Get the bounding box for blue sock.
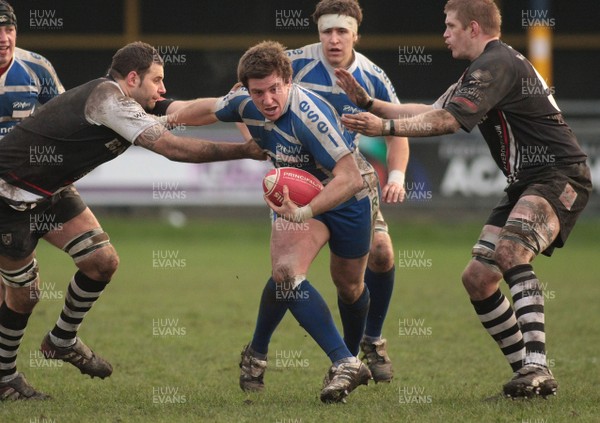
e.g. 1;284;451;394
250;278;289;356
287;280;352;363
364;266;395;338
337;286;370;355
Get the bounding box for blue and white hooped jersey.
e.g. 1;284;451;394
215;83;375;190
286;43;400;142
0;47;64;138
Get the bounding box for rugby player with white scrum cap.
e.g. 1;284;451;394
285;0;407;383
233;0;407;386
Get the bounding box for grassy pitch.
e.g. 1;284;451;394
3;210;599;422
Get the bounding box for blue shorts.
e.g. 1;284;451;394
314;195;376;259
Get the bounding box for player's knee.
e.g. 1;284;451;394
368;233;394;272
0;258;39;289
336;282;364;304
469;235;501;273
80;245;119;281
494;218;548;272
271;265;304;287
63;229;118;281
464;228;503;297
461;261;480;290
461;260;501;300
0;259;41;311
271;265;290;285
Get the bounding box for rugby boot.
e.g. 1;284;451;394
41;332;113;379
239;344;267;392
0;373;50;400
320;359;371;403
360;338;393;383
503;364;558;398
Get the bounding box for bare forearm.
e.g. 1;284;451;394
164;139;253;163
310;175;361;216
166;98;219;126
136;130;261;163
382;109;460;137
371;100;433;119
385;135;409;172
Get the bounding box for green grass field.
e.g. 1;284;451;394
2;210;599;422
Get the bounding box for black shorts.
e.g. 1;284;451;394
0;185;87;260
485;162;592;256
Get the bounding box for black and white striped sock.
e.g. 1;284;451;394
49;271;108;347
0;303;30;382
505;264;546;368
471;289;525;372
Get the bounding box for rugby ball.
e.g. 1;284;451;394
262;167;323;207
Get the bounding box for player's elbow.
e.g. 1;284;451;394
137;132;187;162
441;110;462;134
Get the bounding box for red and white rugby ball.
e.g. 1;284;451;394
262;167;323;207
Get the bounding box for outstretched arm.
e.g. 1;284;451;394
163;98;220;127
334;68;433;118
164;82;246;127
342;108;461;138
134;124;266;163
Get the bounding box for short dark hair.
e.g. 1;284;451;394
312;0;363;26
237;41;292;88
108;41;163;80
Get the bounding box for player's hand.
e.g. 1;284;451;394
381;181;406;203
341;112;383;137
264;185;300;222
243;137;269;161
334;68;371;109
228;81;244;93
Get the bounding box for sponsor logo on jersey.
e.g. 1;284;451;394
12;101;33;110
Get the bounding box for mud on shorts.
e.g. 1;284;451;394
0;185;87;259
485;162;592;256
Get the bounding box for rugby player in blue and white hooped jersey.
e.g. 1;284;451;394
0;1;64;138
285;0;407;382
0;0;64;318
170;40;378;403
231;41;380;404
